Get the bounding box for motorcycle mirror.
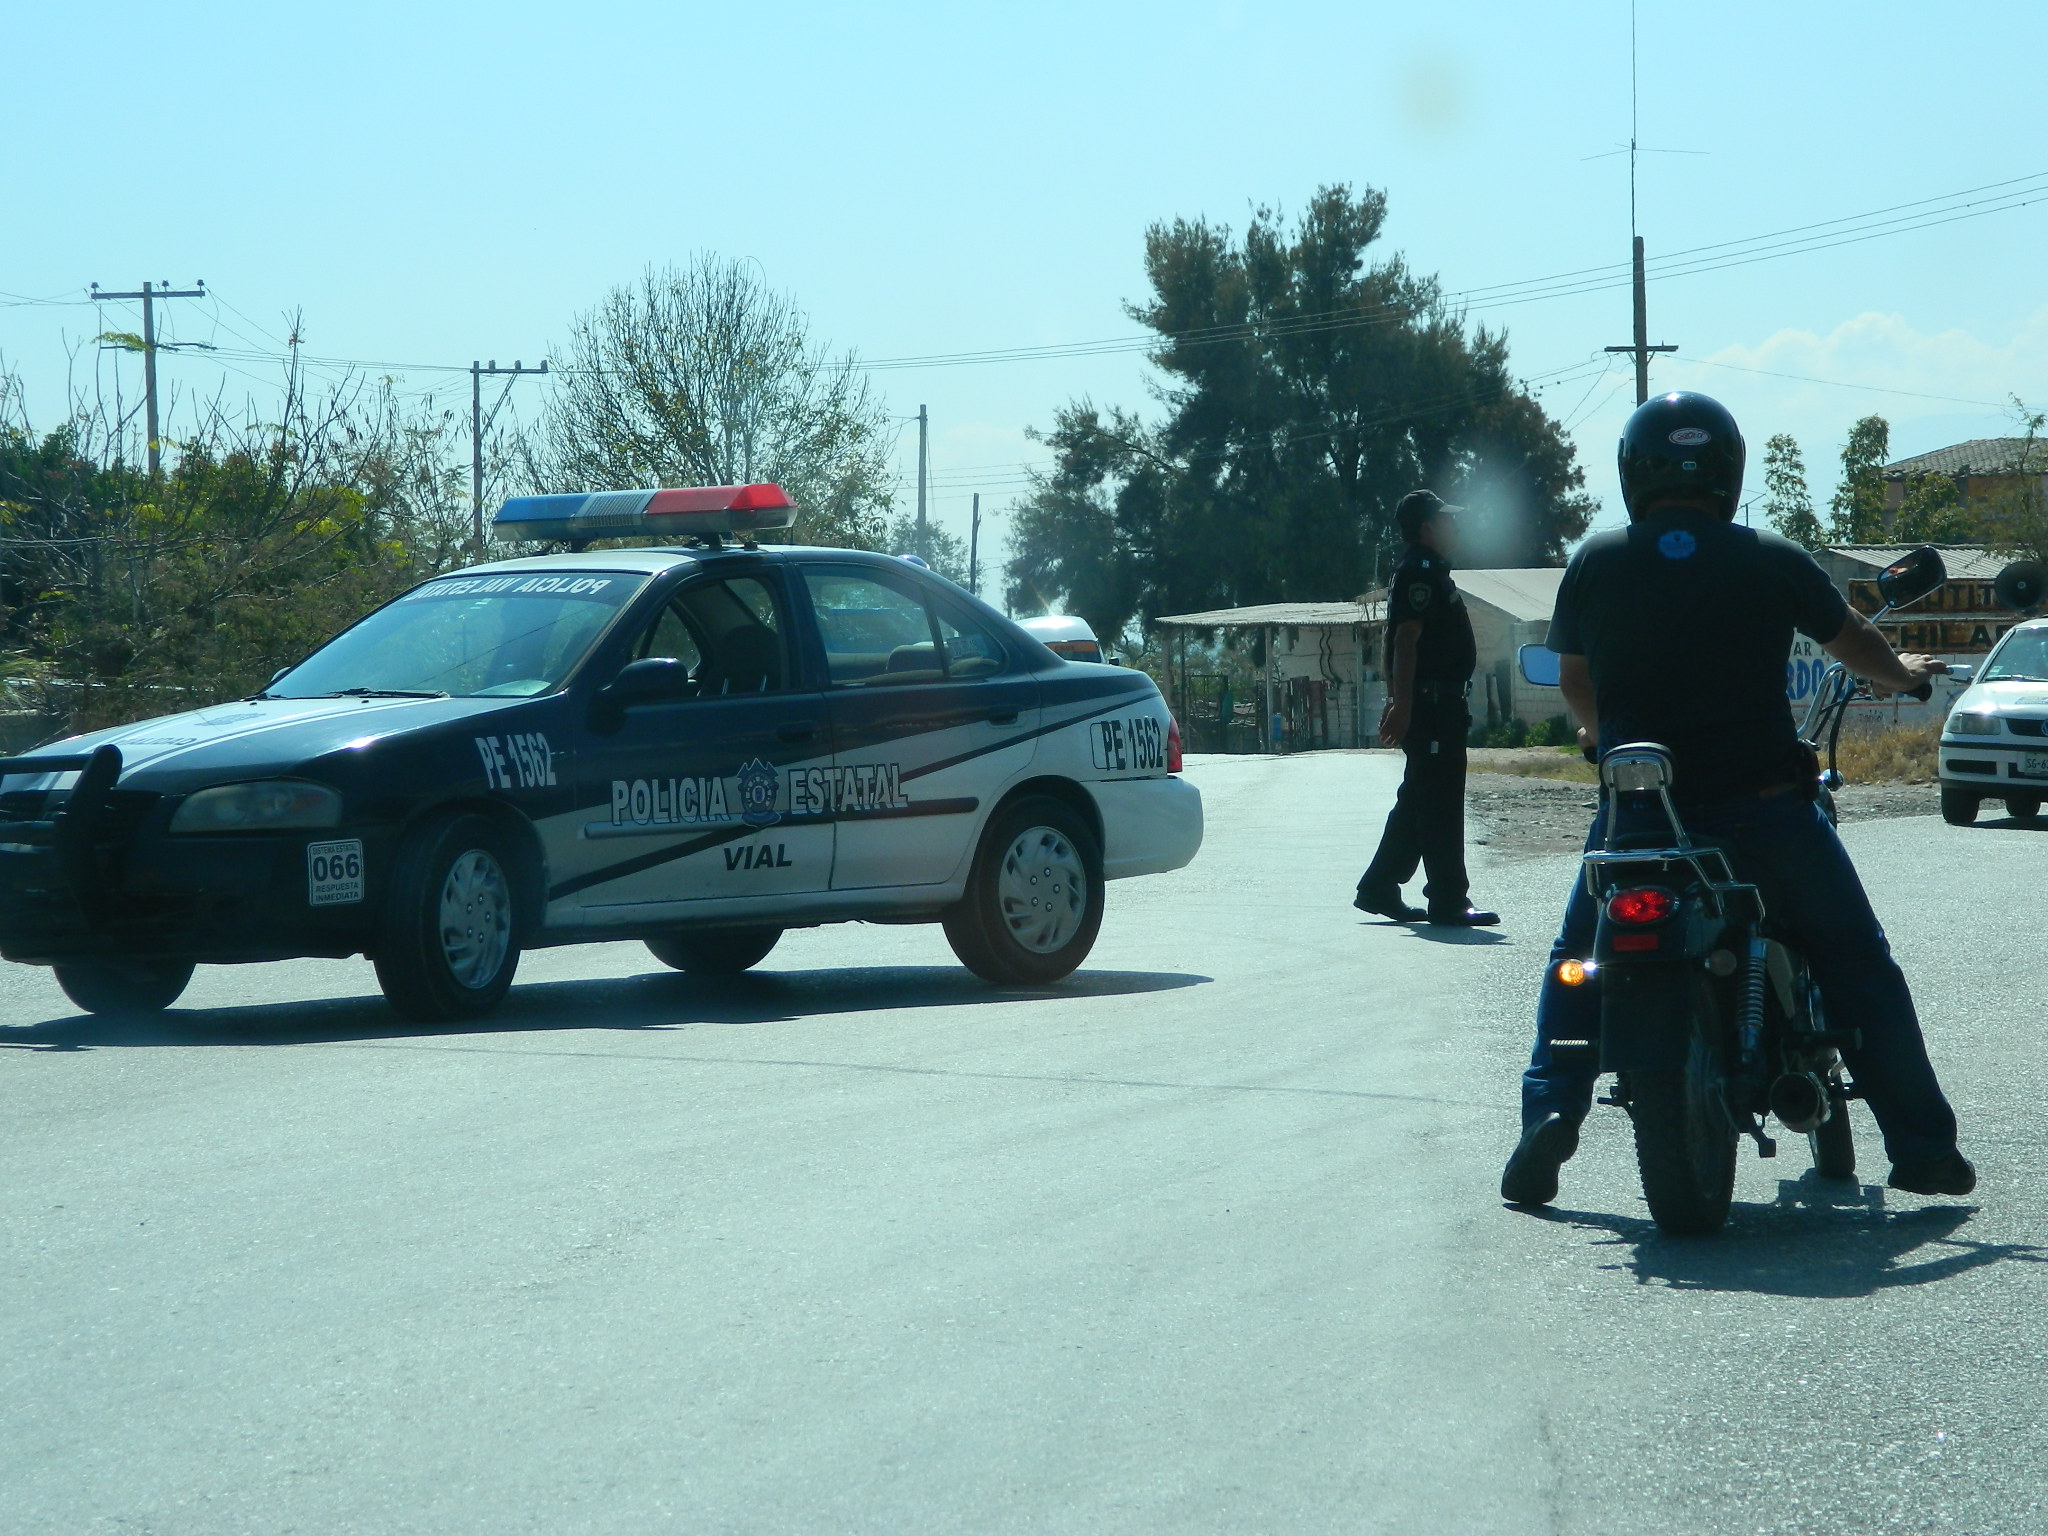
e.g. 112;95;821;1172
1993;559;2045;614
1518;644;1562;688
1945;663;1975;684
1875;546;1946;609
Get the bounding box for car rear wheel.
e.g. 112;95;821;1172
645;926;782;974
1940;787;1980;826
374;814;521;1022
943;795;1104;985
54;958;194;1016
2006;794;2042;821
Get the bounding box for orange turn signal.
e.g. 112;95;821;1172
1557;959;1591;987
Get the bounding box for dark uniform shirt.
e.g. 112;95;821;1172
1548;510;1850;803
1386;548;1476;687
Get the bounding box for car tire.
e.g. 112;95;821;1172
374;814;521;1022
645;926;782;974
2006;794;2042;821
943;794;1104;986
1940;787;1980;826
54;958;194;1016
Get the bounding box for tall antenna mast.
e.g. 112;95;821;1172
1606;0;1674;404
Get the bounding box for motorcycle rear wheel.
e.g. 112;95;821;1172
1626;982;1738;1236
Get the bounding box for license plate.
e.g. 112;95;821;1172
2025;752;2048;779
307;839;365;905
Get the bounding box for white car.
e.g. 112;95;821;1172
1937;615;2048;824
1019;614;1110;665
0;485;1203;1019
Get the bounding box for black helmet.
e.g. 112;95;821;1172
1617;392;1745;519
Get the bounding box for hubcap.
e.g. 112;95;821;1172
995;825;1086;954
438;847;511;988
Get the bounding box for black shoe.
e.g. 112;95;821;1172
1354;888;1426;922
1428;907;1501;927
1887;1151;1977;1197
1501;1114;1580;1206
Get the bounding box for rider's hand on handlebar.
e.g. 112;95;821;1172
1577;726;1597;764
1870;652;1947;701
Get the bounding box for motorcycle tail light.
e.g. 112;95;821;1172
1607;886;1676;925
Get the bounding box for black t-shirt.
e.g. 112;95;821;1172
1385;549;1477;687
1548;512;1849;802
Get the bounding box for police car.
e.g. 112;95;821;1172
1937;613;2048;825
0;485;1201;1020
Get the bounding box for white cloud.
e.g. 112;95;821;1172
1567;305;2048;532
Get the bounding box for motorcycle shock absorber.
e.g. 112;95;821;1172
1737;934;1769;1071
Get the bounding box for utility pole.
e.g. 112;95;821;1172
968;492;981;595
915;404;929;538
1604;235;1676;405
90;280;207;476
471;358;548;551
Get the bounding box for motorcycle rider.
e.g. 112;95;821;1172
1501;392;1974;1205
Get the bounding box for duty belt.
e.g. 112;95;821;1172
1415;680;1472;704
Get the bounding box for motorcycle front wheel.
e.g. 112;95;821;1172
1626;981;1739;1235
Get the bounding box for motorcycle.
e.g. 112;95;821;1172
1517;546;1947;1235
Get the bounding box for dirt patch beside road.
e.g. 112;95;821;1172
1467;773;1939;858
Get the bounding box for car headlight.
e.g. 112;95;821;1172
1945;712;2001;737
170;780;343;833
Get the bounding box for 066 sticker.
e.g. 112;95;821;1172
307;839;365;905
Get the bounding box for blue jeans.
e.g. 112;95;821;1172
1521;791;1960;1168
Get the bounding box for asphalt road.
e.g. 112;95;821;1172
3;753;2042;1535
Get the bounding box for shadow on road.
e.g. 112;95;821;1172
0;965;1212;1051
1529;1177;2045;1297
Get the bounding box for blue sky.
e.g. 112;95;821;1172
7;0;2047;565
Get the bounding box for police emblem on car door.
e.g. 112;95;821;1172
562;569;833;914
798;564;1039;890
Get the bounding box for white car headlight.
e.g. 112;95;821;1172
170;780;343;833
1945;712;2001;737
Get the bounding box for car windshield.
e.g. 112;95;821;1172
270;571;649;699
1982;627;2048;683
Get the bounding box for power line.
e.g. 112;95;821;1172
89;279;207;475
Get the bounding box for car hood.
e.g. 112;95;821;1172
1950;679;2048;718
19;695;526;787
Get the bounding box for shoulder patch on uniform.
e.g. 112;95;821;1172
1406;581;1434;610
1658;529;1698;560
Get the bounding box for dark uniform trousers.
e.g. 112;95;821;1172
1359;692;1470;913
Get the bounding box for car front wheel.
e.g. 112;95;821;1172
54;958;194;1016
646;926;782;974
1940;787;1980;826
2006;794;2042;821
374;814;521;1021
943;795;1104;986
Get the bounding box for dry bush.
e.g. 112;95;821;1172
1832;721;1941;784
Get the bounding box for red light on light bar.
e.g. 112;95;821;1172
1606;887;1676;925
643;483;792;516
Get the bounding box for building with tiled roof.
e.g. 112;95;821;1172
1882;438;2040;481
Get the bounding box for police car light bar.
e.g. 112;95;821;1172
491;483;797;543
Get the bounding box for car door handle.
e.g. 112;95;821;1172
776;722;819;742
987;707;1020;726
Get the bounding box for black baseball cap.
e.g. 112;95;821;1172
1395;489;1460;541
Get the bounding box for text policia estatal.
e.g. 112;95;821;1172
608;763;910;828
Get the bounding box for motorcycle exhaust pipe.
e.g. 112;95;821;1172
1769;1071;1832;1134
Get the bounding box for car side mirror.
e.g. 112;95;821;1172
1876;546;1946;610
602;657;696;703
1517;644;1562;688
1994;559;2045;615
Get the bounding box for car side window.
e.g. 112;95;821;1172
628;575;789;696
935;608;1006;679
801;568;945;686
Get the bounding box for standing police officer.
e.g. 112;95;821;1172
1354;490;1499;927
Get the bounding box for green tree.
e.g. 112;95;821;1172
529;258;892;549
1005;186;1595;636
1892;472;1977;543
1761;433;1823;548
1828;414;1890;544
884;513;970;587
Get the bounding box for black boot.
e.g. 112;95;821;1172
1501;1113;1580;1206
